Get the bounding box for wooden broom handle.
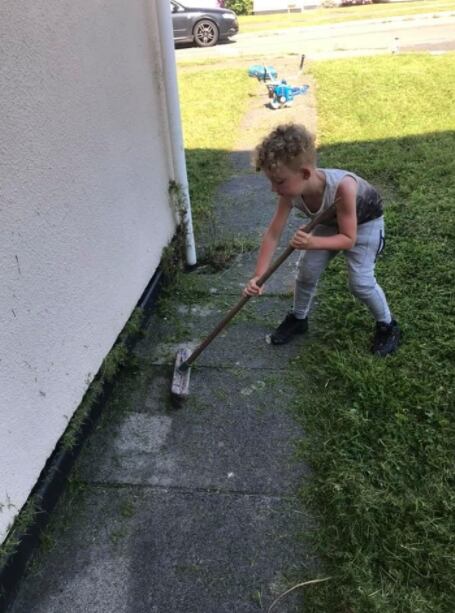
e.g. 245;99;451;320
184;204;337;367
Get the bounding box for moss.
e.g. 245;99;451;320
62;307;144;450
0;496;40;568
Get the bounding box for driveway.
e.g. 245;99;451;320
176;11;455;60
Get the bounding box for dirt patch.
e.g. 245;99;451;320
233;55;318;155
177;55;318;156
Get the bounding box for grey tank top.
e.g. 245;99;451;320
293;168;383;226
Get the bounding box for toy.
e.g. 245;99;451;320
267;81;309;109
247;64;278;82
248;63;310;110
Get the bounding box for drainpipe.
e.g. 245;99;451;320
155;0;197;267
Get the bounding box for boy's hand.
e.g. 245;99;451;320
291;228;314;250
243;276;264;297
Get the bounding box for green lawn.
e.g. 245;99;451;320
178;68;252;228
292;53;455;612
179;52;455;611
177;52;455;611
238;0;455;33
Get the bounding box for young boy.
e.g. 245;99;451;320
243;123;400;356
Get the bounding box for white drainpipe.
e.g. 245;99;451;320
155;0;197;267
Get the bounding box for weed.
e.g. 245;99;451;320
62;307;144;450
109;526;128;545
119;500;135;520
161;181;188;282
198;235;258;272
0;497;40;568
251;588;263;607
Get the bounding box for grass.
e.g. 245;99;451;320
0;498;39;569
238;0;455;33
156;65;254;310
288;53;455;612
178;66;252;229
197;235;258;271
5;48;454;612
61;307;144;450
177;55;455;610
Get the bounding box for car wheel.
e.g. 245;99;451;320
193;20;219;47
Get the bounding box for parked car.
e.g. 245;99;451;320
171;1;238;48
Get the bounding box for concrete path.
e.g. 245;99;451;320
8;75;318;612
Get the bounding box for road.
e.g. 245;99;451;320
175;11;455;61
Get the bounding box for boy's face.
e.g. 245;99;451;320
265;164;310;198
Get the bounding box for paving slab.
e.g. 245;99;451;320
194;247;300;296
201;177;308;252
195;172;272;251
133;297;311;369
76;367;308;495
7;61;319;613
9;486;312;613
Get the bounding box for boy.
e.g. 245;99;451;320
243;123;400;356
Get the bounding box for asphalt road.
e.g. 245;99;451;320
175;11;455;60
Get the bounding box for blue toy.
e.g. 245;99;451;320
248;63;310;110
247;64;278;82
267;81;309;109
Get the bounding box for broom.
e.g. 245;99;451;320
171;203;336;400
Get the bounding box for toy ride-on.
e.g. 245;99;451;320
267;81;309;109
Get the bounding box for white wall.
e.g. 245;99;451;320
0;0;176;542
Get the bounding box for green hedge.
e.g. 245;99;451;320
225;0;253;15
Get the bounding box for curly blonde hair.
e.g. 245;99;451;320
253;123;316;172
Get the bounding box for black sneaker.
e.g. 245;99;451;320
270;312;308;345
371;319;400;356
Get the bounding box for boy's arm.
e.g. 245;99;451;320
292;177;357;251
244;197;292;296
254;197;292;276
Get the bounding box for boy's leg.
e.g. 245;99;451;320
345;217;399;355
293;243;337;318
271;226;337;345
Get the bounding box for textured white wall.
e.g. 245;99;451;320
0;0;176;541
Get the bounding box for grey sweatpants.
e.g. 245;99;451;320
293;216;391;323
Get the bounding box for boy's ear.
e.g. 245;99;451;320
300;167;311;180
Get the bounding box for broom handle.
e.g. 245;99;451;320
184;204;336;367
